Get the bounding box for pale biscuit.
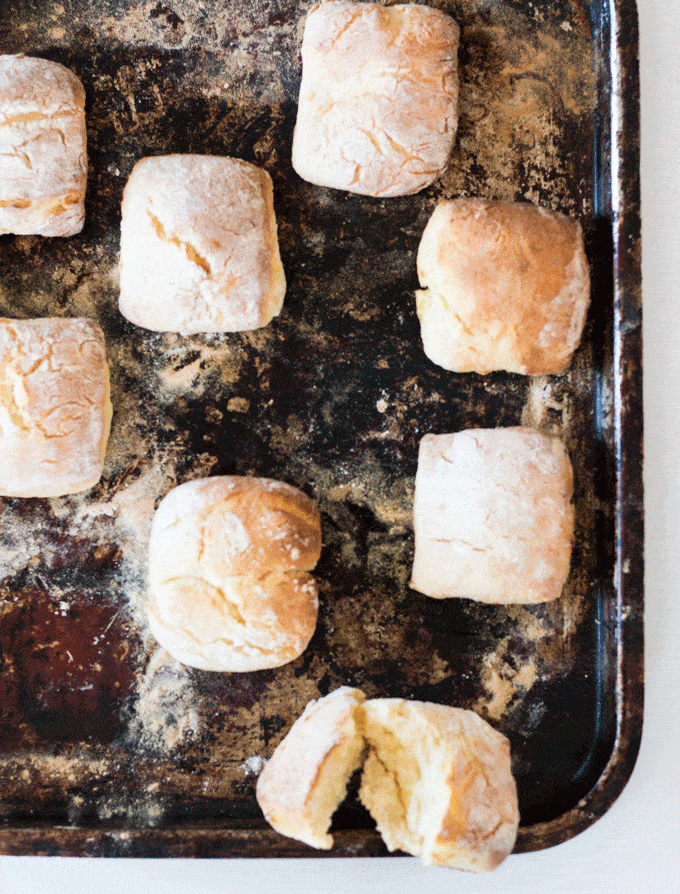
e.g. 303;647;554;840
256;687;366;849
416;199;590;375
410;428;574;604
0;318;111;497
147;476;321;672
359;698;519;871
0;54;87;237
119;155;286;334
292;2;459;197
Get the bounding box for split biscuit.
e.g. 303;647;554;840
416;199;590;375
0;318;111;497
0;54;87;237
292;2;459;197
147;476;322;672
256;688;519;871
119;155;286;334
410;427;574;604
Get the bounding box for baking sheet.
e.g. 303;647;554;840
0;0;642;856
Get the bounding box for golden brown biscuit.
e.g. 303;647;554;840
256;687;366;849
410;428;574;604
292;2;459;197
0;318;111;497
147;476;322;672
119;155;286;334
359;698;519;871
0;54;87;237
416;199;590;375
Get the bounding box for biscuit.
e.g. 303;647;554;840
0;54;87;237
292;2;459;197
359;698;519;871
256;687;366;849
119;155;286;334
0;318;111;497
147;476;322;672
416;199;590;375
410;428;574;604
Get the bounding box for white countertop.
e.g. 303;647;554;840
2;1;678;891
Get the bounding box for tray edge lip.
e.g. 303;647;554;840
514;0;644;854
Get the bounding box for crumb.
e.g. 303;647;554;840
241;755;267;776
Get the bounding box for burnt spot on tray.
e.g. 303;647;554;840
0;589;138;744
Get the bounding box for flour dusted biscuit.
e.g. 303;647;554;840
119;155;286;334
416;199;590;375
292;2;459;197
0;318;111;497
0;55;87;237
359;699;519;871
147;476;321;672
410;428;574;604
256;687;366;849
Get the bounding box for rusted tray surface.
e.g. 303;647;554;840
0;0;642;857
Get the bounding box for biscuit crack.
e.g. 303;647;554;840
160;575;250;628
147;210;212;276
377;129;425;167
0;382;30;431
0;146;33;170
328;9;365;46
0;198;31;209
431;538;488;553
0;110;78;127
0;192;81;217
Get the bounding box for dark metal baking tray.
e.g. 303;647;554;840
0;0;641;857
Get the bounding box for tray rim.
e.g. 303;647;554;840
0;0;643;858
516;0;644;853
